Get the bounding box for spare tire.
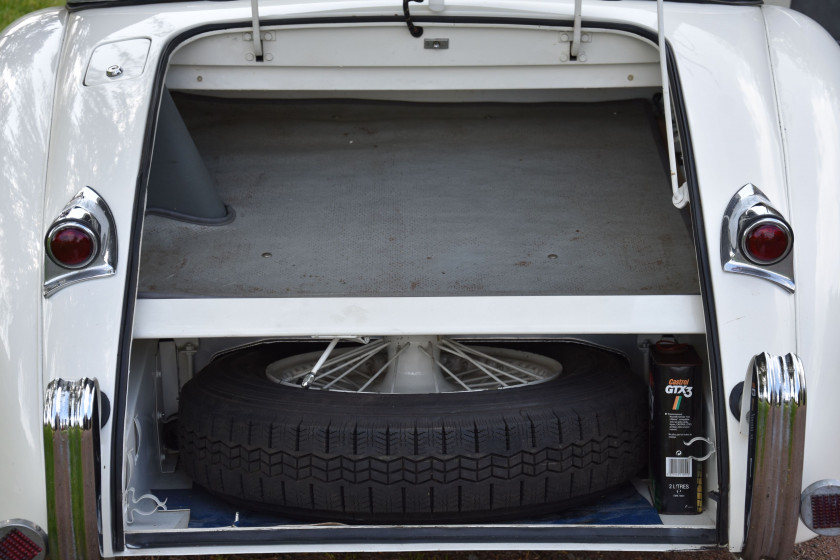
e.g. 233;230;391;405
177;341;648;523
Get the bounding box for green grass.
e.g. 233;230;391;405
1;0;65;32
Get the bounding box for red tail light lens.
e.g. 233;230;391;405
47;224;97;268
0;529;43;560
743;220;791;265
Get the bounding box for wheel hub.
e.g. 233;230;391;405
265;336;562;393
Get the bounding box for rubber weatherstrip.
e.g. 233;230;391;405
666;45;730;547
126;526;719;549
112;14;730;551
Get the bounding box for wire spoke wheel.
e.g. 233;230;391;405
265;336;561;393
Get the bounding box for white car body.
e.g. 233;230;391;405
1;0;839;558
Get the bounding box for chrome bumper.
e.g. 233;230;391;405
43;378;102;560
742;353;806;560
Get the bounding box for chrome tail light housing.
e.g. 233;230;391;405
721;184;795;292
43;187;117;297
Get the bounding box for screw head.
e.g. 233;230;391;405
105;65;123;78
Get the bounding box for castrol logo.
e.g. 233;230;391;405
665;379;693;398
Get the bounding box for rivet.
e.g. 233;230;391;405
196;75;203;82
264;53;274;62
560;33;569;42
548;254;559;260
105;65;123;78
578;53;587;62
245;52;255;61
262;252;272;258
264;32;274;41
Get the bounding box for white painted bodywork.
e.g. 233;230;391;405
1;0;839;556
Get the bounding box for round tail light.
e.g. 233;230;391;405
47;223;98;269
742;219;792;265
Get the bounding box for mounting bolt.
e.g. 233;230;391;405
105;65;123;78
560;33;569;42
582;33;592;43
264;32;274;41
264;53;274;62
245;52;255;61
578;53;587;62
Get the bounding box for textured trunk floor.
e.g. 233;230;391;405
139;98;699;298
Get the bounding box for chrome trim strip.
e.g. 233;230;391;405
44;187;117;298
720;184;795;292
742;353;806;560
43;379;102;560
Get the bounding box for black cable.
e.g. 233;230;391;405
403;0;424;37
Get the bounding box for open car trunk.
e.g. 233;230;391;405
122;19;722;552
139;96;698;298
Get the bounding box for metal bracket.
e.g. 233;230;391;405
682;436;716;462
571;0;583;59
250;0;263;59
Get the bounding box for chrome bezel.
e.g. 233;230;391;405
739;216;793;266
800;479;840;536
720;184;795;292
46;222;100;270
43;187;117;298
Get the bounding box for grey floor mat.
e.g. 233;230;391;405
139;98;699;298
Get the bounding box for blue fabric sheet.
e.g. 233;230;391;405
154;483;662;529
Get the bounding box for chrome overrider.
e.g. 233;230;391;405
43;379;102;560
741;353;806;560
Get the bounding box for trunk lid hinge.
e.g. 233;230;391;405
570;0;583;59
251;0;264;60
657;0;689;209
